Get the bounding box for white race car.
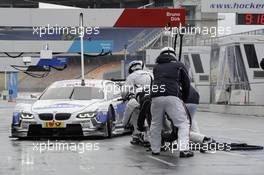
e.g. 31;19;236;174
11;79;130;138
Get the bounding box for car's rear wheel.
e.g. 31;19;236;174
106;106;114;138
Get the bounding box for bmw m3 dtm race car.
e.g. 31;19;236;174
11;79;130;138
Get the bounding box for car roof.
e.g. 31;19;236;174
49;79;113;88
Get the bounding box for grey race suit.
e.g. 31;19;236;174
150;54;191;153
156;89;206;144
122;69;153;136
151;96;190;151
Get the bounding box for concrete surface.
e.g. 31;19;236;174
198;104;264;117
0;100;264;175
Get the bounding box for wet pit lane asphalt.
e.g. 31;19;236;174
0;100;264;175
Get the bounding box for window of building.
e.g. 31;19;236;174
244;44;259;68
184;6;196;20
200;75;209;81
155;0;173;7
254;71;264;79
182;5;196;29
191;54;204;73
183;55;194;82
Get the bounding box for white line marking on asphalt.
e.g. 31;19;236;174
147;155;176;167
127;146;177;167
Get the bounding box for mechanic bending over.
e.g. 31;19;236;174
136;80;214;149
150;47;193;158
122;60;153;145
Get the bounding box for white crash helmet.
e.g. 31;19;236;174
160;47;176;56
128;60;143;74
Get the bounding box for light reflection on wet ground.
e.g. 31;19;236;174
0;101;264;175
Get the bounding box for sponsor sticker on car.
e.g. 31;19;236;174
42;122;66;128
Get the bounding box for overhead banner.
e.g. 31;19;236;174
0;8;185;27
114;9;185;27
68;40;113;53
201;0;264;13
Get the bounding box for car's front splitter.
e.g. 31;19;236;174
11;123;107;138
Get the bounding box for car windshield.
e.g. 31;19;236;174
40;86;104;100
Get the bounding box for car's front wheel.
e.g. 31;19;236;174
106;106;114;138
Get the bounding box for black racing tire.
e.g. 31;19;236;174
161;114;178;142
137;99;152;132
11;125;20;139
106;106;114;138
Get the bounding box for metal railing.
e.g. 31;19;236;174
183;28;264;46
127;28;164;54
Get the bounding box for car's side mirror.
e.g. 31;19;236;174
260;58;264;70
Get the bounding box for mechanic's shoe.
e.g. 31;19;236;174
200;137;217;153
130;140;138;145
130;134;140;145
203;137;216;143
152;152;160;156
143;141;151;148
180;150;194;158
146;147;152;152
161;144;170;152
130;138;140;145
130;133;144;145
138;133;145;143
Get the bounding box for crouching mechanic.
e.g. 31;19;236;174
150;47;194;158
122;60;153;145
185;85;215;149
185;85;200;133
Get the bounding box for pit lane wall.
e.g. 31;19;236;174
198;104;264;117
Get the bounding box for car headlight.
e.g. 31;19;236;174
20;112;34;119
77;112;97;119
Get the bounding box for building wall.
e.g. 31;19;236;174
0;0;38;8
174;0;218;37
